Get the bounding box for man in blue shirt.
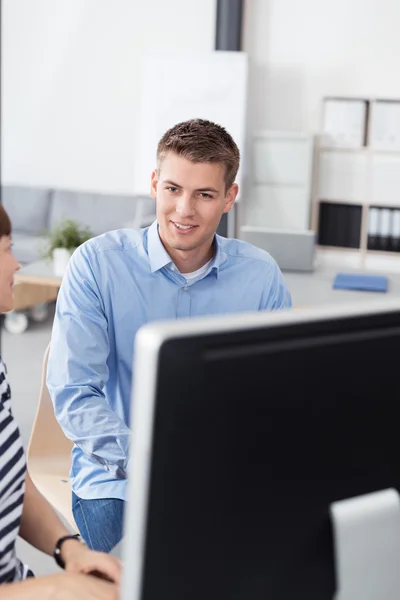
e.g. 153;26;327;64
47;119;292;552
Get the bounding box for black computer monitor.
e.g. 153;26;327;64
122;300;400;600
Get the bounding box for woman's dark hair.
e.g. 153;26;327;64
0;204;11;238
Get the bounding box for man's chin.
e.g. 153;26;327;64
167;232;201;253
170;242;197;252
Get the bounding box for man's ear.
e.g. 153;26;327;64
150;169;158;198
223;183;239;213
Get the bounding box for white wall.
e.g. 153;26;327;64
2;0;216;193
243;0;400;133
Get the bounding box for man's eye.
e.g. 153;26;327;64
167;186;178;193
200;193;212;199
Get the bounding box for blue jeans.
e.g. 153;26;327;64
72;492;125;553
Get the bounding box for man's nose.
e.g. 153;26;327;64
175;194;195;217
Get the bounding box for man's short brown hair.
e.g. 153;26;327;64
0;204;11;238
157;119;240;189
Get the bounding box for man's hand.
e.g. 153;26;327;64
61;539;122;584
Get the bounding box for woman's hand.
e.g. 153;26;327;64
61;539;122;584
55;573;119;600
0;572;118;600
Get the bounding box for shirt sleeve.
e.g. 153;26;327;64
46;242;131;479
261;260;293;310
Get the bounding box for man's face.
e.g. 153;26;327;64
0;235;20;313
150;152;238;254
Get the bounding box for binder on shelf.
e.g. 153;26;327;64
367;207;380;250
391;209;400;252
370;100;400;151
346;204;363;248
316;96;400;256
321;98;368;148
318;202;362;249
378;208;391;251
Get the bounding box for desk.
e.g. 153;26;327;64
283;261;400;308
6;259;62;333
13;259;62;311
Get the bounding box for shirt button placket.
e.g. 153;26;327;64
177;284;191;317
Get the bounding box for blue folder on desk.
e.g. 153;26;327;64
333;273;388;293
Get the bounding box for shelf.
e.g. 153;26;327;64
254;181;309;188
319;146;368;153
315;244;400;258
366;248;400;256
315;199;400;211
315;197;365;206
370;148;400;155
316;245;400;258
253;130;311;141
319;145;400;155
316;245;362;253
366;202;400;209
313;97;400;262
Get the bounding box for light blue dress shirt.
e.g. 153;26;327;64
47;221;292;501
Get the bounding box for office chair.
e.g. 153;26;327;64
26;343;78;532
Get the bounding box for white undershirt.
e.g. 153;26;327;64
182;258;213;282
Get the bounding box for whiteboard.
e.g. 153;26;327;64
133;51;248;200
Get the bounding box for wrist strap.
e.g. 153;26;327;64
53;533;83;569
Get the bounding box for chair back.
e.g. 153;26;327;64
27;343;77;531
27;343;73;460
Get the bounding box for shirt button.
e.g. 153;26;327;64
184;286;188;291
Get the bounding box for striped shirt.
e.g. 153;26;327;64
0;356;28;584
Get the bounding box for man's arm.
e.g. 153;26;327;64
261;260;292;310
47;242;131;479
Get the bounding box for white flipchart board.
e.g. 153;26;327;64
133;51;248;200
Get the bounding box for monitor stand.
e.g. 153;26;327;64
330;488;400;600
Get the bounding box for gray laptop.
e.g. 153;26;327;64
240;226;316;272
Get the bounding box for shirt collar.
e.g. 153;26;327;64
147;220;228;277
148;220;173;273
209;235;228;279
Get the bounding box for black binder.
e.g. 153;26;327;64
318;201;362;249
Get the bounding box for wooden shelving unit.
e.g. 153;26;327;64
311;97;400;264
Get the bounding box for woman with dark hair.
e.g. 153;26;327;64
0;204;120;599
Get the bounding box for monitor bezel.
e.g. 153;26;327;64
121;297;400;600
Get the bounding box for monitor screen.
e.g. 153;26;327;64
122;300;400;600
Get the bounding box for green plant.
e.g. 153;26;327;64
42;219;93;259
